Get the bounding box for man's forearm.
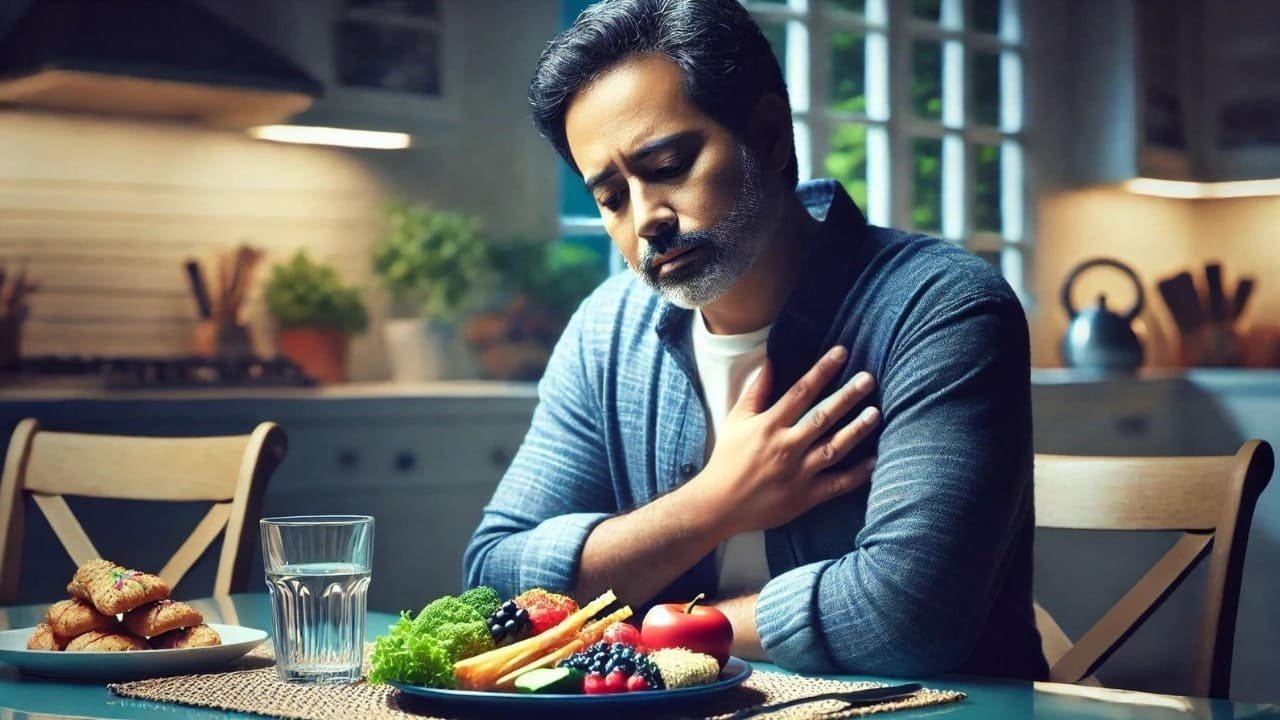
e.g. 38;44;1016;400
574;481;727;604
714;593;766;661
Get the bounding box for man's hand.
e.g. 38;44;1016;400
575;346;878;604
693;345;880;535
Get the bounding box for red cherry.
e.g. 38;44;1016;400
602;622;643;648
605;670;628;693
583;673;607;694
626;674;651;692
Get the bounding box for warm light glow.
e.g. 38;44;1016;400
1034;682;1197;712
247;125;411;150
1125;177;1280;199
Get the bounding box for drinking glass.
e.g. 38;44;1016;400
261;515;373;683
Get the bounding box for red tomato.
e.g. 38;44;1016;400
602;622;642;648
604;670;628;693
583;673;607;694
640;593;733;668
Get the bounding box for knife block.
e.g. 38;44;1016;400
192;319;252;358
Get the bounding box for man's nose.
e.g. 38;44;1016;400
632;185;677;246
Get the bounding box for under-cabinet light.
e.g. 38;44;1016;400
248;125;411;150
1125;177;1280;199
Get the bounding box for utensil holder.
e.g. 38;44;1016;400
193;320;252;358
0;310;22;370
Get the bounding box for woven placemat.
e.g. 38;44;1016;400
109;645;965;720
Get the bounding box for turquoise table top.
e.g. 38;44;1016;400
1;594;1276;719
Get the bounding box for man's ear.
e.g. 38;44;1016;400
747;94;793;175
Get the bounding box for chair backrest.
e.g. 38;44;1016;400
1033;439;1273;699
0;418;288;604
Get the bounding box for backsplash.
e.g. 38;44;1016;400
1032;187;1280;367
0;110;389;375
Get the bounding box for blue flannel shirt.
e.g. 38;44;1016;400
464;180;1048;680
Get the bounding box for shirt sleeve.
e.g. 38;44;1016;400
461;303;616;598
755;289;1035;676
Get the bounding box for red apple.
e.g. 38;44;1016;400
640;593;733;668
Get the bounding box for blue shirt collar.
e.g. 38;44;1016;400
656;179;867;383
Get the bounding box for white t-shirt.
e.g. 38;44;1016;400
690;310;772;597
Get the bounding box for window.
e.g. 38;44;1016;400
747;0;1028;297
556;0;1028;296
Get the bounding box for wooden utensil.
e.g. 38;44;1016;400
1205;263;1227;323
183;260;213;320
1233;278;1256;320
1158;272;1204;332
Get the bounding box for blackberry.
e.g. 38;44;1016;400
635;655;665;690
485;600;533;645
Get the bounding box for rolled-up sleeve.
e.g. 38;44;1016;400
757;290;1034;676
462;304;616;597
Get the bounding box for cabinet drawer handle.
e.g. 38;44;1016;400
491;448;511;468
395;451;416;472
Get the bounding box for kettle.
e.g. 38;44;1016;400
1060;258;1145;371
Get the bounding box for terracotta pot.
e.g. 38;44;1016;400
279;327;350;383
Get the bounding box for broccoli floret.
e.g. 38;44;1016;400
434;619;495;662
457;586;501;619
412;596;483;635
368;613;454;687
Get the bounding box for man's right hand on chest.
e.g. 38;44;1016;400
689;345;880;536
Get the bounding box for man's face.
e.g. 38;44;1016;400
564;55;776;309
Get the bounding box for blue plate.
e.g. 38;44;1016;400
389;656;752;710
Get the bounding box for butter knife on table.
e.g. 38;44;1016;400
723;682;923;719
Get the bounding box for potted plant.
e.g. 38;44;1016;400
265;250;368;383
465;240;603;380
372;200;487;381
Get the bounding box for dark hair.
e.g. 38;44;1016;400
529;0;797;187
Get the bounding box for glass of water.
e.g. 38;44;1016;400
261;515;373;683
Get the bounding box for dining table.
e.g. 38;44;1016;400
0;593;1276;720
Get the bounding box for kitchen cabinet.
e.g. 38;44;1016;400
1031;369;1280;703
0;386;538;613
1067;0;1280;186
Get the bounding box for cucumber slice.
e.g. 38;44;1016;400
513;667;585;694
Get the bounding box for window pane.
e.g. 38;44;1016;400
829;0;864;13
912;138;943;232
974;143;1002;233
971;0;1000;34
972;50;1000;127
560;165;599;217
829;30;866;114
912;40;942;120
912;0;942;22
974;249;1001;268
826;123;869;210
759;21;787;77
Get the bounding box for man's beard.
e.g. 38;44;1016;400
635;147;772;309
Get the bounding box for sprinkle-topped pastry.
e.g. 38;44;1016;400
124;599;204;638
82;564;169;615
26;623;66;651
65;630;148;652
45;598;118;638
149;624;222;649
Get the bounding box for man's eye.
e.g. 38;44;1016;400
598;191;624;211
654;161;687;179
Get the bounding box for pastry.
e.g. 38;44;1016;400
149;624;222;649
123;599;203;638
26;623;66;651
65;630;148;652
67;558;114;600
45;598;118;637
84;565;170;615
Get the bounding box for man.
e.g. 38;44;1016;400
464;0;1047;679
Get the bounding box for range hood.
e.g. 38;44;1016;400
0;0;323;129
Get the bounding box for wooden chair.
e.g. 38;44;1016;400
1033;439;1273;699
0;419;288;604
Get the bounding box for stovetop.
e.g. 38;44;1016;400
2;355;316;390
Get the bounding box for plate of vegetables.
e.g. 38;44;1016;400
369;587;751;709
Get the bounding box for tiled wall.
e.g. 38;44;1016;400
0;110;389;374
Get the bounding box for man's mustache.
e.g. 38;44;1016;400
641;228;715;269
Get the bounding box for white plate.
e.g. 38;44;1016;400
0;623;268;681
